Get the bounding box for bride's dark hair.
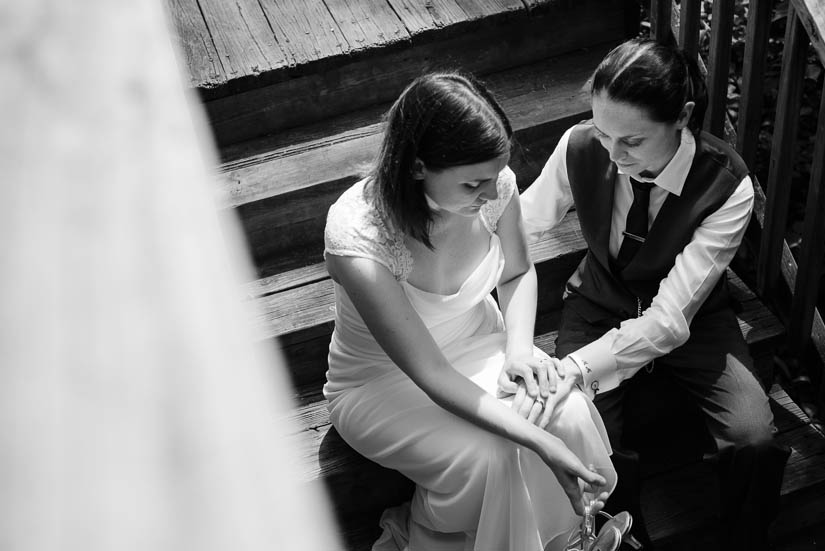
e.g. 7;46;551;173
368;72;512;249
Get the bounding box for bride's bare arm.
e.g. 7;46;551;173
326;253;604;514
493;189;563;415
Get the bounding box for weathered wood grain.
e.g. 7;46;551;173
220;122;381;208
792;0;825;65
165;0;225;87
253;212;583;341
219;46;609;275
385;0;468;33
260;249;782;412
218;45;605;209
454;0;524;19
259;0;349;65
204;0;628;144
323;0;410;51
245;263;329;299
256;279;337;340
520;0;562;9
197;0;286;78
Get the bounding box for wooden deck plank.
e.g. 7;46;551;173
323;0;410;51
252;212;583;340
385;0;469;34
646;423;825;545
259;0;350;65
243;193;586;301
245;263;329;299
269;262;784;410
521;0;560;8
165;0;226;87
291;384;825;547
205;2;627;145
220;122;382;209
217;45;604;209
255;279;338;340
197;0;286;78
290;380;822;494
454;0;524;19
255;229;781;361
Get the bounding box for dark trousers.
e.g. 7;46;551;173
556;299;790;551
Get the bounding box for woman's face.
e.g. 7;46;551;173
591;91;691;178
419;154;509;217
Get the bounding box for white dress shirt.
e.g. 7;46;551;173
520;127;755;397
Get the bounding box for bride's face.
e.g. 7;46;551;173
418;154;509;217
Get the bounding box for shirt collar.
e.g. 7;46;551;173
619;128;695;196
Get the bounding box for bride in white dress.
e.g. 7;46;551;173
323;72;617;551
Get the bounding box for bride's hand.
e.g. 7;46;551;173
537;438;608;516
497;354;556;399
509;381;546;424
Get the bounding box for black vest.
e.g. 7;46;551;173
564;122;749;323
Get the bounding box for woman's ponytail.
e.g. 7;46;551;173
679;49;708;134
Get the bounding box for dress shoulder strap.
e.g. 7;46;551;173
480;166;517;233
324;179;413;281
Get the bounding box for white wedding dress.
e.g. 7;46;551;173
323;170;616;551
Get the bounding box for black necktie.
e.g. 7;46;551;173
614;177;655;272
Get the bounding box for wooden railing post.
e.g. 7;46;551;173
705;0;736;137
678;0;701;60
757;5;810;297
736;0;774;167
651;0;674;44
789;85;825;358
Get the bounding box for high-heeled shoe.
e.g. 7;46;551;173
595;511;643;550
564;510;644;551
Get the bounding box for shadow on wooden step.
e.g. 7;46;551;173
320;426;415;522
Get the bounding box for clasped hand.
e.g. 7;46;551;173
497;355;577;429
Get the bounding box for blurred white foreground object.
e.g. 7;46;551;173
0;1;340;549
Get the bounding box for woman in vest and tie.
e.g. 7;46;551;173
521;38;789;551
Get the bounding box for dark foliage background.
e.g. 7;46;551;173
640;1;822;254
641;1;825;416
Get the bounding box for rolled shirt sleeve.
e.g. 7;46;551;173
520;128;576;242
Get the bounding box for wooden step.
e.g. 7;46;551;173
300;384;825;551
251;211;586;390
284;290;799;549
288;278;786;486
168;0;636;146
219;45;613;278
265;232;789;542
249;206;784;397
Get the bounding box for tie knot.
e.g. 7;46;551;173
629;177;655;194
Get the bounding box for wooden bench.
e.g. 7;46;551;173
168;0;636;147
218;45;615;280
248;223;825;549
270;263;825;550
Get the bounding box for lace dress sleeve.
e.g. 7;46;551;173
324;180;413;281
480;166;517;233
